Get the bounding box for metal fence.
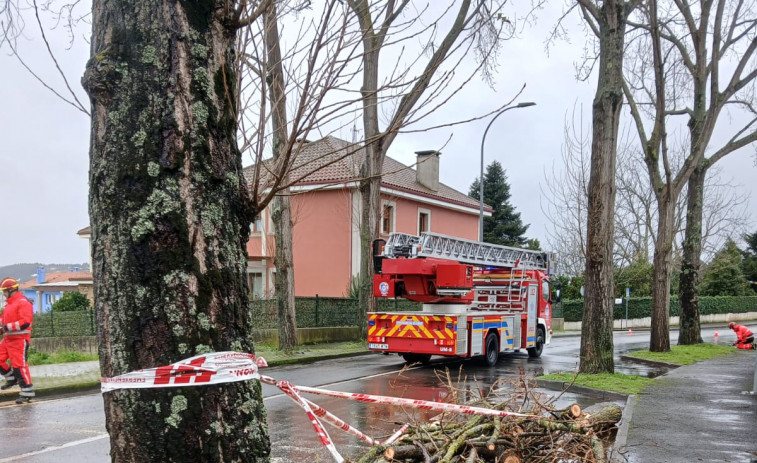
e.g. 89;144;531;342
31;297;423;337
249;296;421;330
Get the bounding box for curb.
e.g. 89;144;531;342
535;379;629;402
612;393;635;455
0;381;101;407
263;349;375;367
619;355;681;369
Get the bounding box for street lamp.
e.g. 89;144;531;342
478;101;536;242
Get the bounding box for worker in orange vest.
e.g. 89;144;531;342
0;277;35;404
728;322;755;350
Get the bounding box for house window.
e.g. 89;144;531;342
248;272;264;299
418;209;431;234
381;204;395;235
45;293;61;311
251;216;264;234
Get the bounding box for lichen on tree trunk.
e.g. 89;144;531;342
83;1;270;460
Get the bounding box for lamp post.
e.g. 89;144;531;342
478;102;536;242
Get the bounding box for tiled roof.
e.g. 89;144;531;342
19;271;93;289
242;136;484;211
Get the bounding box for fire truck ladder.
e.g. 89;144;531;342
383;232;551;271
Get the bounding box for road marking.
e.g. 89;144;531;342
0;434;108;462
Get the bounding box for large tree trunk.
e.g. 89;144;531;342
578;0;628;375
83;2;270;461
649;198;675;352
264;3;298;351
678;165;705;345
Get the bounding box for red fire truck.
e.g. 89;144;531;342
368;232;556;366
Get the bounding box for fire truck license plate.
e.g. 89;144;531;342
369;343;389;350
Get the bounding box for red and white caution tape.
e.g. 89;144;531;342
302;397;379;446
275;379;344;463
101;352;536;462
293;384;537;419
383;423;410;445
101;352;266;392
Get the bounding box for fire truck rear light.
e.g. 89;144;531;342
368;336;384;343
446;323;453;330
368;320;376;327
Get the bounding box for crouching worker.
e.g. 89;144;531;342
728;322;755;350
0;277;35;404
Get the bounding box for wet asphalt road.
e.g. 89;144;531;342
0;328;723;462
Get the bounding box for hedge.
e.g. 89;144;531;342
32;310;96;338
41;295;755;335
30;297;422;337
561;296;757;322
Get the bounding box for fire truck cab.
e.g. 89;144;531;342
368;232;555;366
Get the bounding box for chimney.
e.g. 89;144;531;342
415;150;440;191
36;266;46;284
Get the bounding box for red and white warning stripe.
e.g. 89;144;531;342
102;352;536;462
101;352;265;392
291;383;537;419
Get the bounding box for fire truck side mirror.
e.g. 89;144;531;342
372;239;386;274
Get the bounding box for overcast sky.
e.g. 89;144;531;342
0;3;754;268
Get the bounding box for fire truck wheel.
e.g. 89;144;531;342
402;353;431;365
483;332;499;366
528;327;545;358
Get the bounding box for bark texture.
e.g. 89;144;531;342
579;0;628;374
83;1;269;461
678;165;704;345
649;198;674;351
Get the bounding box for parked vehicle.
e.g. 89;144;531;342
368;232;556;365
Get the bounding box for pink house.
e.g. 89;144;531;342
243;136;488;298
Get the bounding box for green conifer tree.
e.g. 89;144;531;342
469;161;530;246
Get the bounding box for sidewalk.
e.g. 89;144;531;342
620;350;757;463
2;336;756;462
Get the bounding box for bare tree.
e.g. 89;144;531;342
235;1;366;351
81;0;279;459
623;0;757;350
347;0;510;337
543;107;591;276
665;0;757;345
545;111;749;283
263;1;297;351
572;0;641;374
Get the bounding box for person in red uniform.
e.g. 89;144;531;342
728;322;754;350
0;277;35;403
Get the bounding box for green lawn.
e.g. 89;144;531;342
539;372;654;395
626;343;733;365
539;342;735;395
